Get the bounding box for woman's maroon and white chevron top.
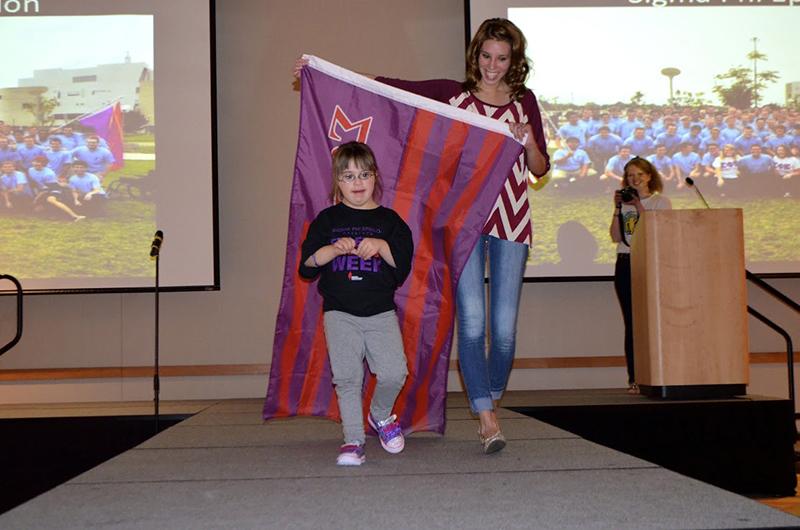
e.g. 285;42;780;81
375;77;550;245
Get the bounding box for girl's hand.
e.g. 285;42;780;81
355;238;385;260
508;122;535;149
293;57;309;79
332;237;356;254
613;190;623;208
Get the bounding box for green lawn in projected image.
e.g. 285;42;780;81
528;187;800;268
0;158;156;279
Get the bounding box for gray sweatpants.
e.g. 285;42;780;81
323;310;408;445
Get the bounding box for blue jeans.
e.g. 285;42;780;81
456;235;528;413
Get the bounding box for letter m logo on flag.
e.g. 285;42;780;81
263;56;524;434
329;105;372;143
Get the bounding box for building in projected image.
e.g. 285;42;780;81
17;54;153;122
787;82;800;106
0;86;47;125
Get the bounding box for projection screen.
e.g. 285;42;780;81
469;0;800;279
0;0;217;292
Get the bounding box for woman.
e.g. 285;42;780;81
377;19;548;453
294;18;549;454
609;158;672;393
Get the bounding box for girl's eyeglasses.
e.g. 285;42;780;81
337;171;375;183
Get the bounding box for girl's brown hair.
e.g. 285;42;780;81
463;18;530;101
622;157;663;194
330;141;383;203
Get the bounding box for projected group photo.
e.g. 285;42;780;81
0;15;156;281
510;3;800;276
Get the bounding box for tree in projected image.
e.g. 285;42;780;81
714;50;779;109
26;95;59;128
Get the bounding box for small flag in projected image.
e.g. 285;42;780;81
78;101;125;170
262;56;524;434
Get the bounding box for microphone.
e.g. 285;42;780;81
685;177;710;209
150;230;164;259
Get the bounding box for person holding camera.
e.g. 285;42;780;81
609;157;672;394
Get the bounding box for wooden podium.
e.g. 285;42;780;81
630;209;749;399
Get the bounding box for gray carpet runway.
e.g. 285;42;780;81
1;393;798;529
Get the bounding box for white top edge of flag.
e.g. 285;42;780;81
304;54;522;144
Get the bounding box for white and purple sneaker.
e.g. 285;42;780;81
336;443;365;466
368;413;405;454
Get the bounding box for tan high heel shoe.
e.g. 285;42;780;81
479;429;506;454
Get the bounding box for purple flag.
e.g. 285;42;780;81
263;56;524;433
78;102;124;170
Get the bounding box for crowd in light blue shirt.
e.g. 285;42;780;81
587;133;623;157
672;151;702;177
737;154;774;176
553;147;591;172
646;153;673;176
0;129;116;214
606;152;634;177
68;173;106;195
558;123;588;147
552;109;799;167
623;135;655;157
0;170;33;197
0;132;115;173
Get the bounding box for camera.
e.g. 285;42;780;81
620;186;639;203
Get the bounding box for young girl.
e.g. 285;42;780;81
293;19;550;454
298;141;413;466
609;157;672;393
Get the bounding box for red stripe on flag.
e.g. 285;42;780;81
275;222;312;417
362;108;438;417
412;132;509;424
109;102;125;170
297;312;327;416
391;109;437;220
444;132;507;256
413;262;455;430
398;121;470;429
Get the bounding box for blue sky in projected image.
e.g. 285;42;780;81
511;6;799;106
0;16;153;89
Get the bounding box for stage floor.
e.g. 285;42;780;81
1;390;798;529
